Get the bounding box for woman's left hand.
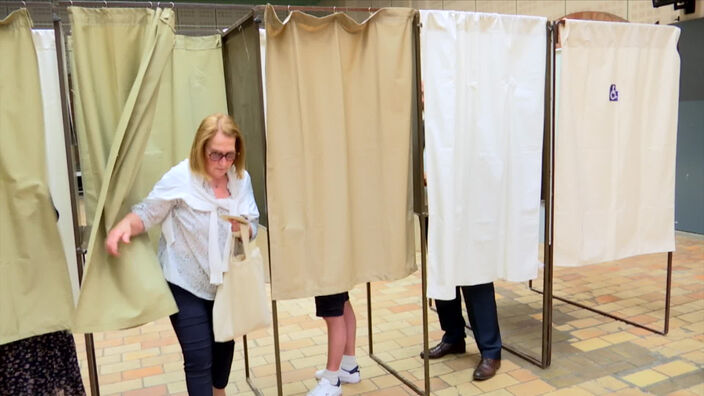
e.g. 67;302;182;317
229;220;252;238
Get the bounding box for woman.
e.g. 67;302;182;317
106;113;259;396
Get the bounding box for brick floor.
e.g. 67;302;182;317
74;231;704;395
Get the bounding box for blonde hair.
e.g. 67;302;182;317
189;113;246;180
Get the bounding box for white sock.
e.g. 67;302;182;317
341;355;357;371
321;369;340;385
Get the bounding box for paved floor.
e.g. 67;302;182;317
74;231;704;395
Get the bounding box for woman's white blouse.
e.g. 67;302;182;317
133;178;259;300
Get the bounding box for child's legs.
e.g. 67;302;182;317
323;316;346;371
315;292;351;371
343;301;356;356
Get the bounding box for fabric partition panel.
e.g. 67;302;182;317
32;29;81;303
222;17;268;228
70;7;178;332
421;10;547;300
137;34;229;248
0;10;75;344
134;34;228;204
264;6;417;300
69;8;150;226
554;20;680;267
222;18;271;283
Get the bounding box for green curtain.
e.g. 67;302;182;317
0;9;75;344
70;7;179;332
222;14;268;228
136;34;229;247
221;15;272;283
134;34;229;204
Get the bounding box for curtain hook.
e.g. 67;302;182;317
157;2;160;8
287;5;291;13
170;2;174;8
22;0;27;7
333;6;336;13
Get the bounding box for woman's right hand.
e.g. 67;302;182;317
106;220;133;257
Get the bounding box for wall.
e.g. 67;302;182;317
1;0;703;31
673;18;704;234
325;0;704;24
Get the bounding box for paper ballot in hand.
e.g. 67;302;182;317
220;215;249;225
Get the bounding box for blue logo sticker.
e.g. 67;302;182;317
609;84;619;102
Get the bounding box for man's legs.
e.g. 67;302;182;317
462;283;502;380
421;287;467;359
436;287;467;345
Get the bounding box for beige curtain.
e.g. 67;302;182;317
554;20;680;267
0;9;75;344
70;7;178;332
264;6;417;300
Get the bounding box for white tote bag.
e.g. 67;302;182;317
213;224;271;342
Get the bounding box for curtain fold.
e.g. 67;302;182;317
554;20;680;267
70;7;178;332
421;10;547;300
0;9;75;344
264;6;417;300
32;29;81;303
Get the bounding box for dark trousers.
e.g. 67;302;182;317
435;284;502;359
168;283;234;395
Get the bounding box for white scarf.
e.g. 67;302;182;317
143;159;245;285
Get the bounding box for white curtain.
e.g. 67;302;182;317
421;10;546;300
32;29;81;303
554;20;680;267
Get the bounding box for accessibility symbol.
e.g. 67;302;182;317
609;84;619;102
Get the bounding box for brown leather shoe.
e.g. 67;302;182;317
419;341;466;359
473;358;501;381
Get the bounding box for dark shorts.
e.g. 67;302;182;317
315;292;350;317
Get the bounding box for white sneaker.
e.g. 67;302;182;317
307;377;342;396
315;366;361;384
